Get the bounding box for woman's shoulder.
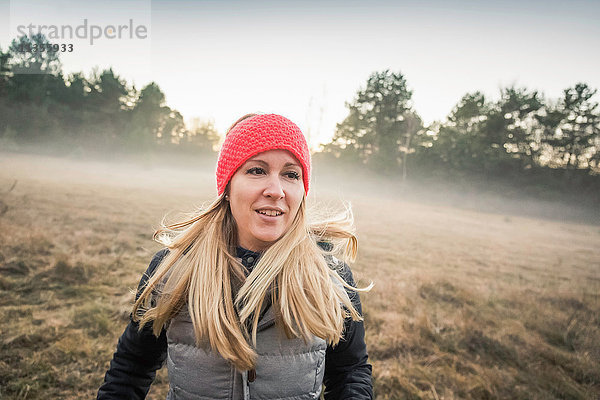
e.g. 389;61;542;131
147;248;170;276
317;241;356;287
319;247;363;312
135;248;170;298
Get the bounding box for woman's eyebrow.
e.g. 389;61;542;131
247;159;300;168
247;159;268;166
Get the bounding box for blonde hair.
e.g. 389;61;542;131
132;195;371;371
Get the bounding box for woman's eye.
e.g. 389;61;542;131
247;167;266;175
285;171;300;180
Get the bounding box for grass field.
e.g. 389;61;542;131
1;152;599;399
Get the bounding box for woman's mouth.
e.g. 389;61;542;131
256;209;283;217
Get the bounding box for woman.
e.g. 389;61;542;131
98;113;373;399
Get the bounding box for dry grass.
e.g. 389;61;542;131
0;152;598;399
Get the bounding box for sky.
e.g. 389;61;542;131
1;0;599;149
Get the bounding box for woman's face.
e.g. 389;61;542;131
228;149;305;252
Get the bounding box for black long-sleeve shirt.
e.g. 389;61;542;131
98;248;372;399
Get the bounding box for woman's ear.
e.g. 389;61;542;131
224;184;230;201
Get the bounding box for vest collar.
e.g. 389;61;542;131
236;246;261;271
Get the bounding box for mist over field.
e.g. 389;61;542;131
1;151;599;399
5;145;598;224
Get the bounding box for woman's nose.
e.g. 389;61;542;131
263;175;284;199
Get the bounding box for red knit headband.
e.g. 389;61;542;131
216;114;311;196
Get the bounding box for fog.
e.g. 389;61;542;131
2;147;598;227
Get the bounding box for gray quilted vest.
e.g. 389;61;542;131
165;273;339;400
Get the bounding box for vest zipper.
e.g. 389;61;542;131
242;368;256;399
242;370;250;400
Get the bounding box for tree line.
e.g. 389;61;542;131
0;34;219;154
320;70;600;190
2;34;599;193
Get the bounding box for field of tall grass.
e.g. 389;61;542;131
1;152;598;399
